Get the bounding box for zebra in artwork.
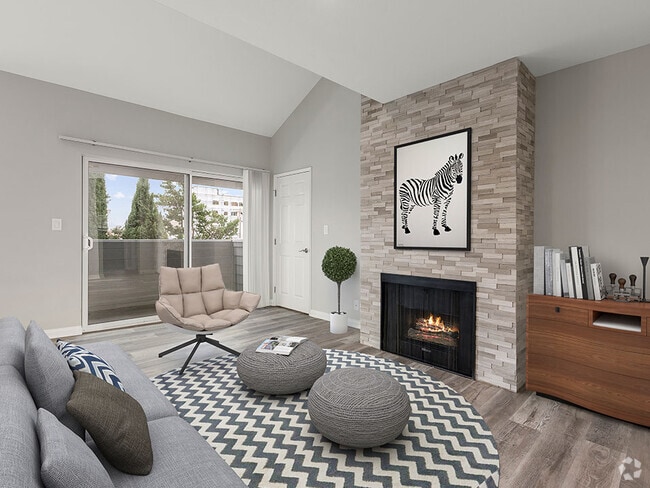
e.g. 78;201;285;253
399;153;464;235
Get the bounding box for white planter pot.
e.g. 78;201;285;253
330;312;348;334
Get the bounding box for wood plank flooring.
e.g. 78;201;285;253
64;307;650;488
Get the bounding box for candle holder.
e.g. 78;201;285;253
642;257;649;302
629;274;641;299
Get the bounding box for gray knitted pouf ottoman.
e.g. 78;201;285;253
236;340;327;395
307;367;411;448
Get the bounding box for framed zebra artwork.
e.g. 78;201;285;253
394;128;471;250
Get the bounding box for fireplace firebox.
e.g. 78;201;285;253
381;273;476;377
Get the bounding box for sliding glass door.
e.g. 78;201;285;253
191;176;244;291
84;162;186;327
83;160;244;329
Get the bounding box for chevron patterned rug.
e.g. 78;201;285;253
153;349;499;488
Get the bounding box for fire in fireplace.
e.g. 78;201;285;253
407;314;459;347
381;273;476;377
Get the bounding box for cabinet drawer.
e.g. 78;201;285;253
528;302;588;326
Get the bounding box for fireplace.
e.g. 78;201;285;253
381;273;476;377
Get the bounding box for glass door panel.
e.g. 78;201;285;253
86;162;186;327
191;176;243;290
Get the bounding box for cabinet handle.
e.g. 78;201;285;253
555;306;561;313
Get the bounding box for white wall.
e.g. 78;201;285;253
271;79;362;324
0;70;270;332
535;43;650;282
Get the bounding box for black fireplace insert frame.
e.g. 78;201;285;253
380;273;476;378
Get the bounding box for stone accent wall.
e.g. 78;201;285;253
514;63;536;386
359;58;535;391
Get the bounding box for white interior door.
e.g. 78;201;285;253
274;169;311;313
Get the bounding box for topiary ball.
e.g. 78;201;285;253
322;246;357;284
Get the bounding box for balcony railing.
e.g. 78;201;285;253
88;239;243;325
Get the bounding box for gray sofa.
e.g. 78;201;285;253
0;316;245;488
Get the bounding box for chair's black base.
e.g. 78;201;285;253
159;334;240;375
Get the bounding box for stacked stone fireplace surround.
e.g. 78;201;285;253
360;58;535;392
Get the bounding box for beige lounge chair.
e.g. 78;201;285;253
156;263;261;374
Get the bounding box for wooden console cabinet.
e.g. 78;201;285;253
526;294;650;426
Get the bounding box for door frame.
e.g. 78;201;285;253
273;168;312;312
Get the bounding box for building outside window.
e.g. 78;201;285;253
191;184;243;239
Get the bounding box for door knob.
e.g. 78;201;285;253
299;248;309;253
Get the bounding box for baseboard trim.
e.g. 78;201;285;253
46;325;83;339
309;310;360;329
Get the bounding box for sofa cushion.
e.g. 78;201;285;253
24;321;83;437
159;266;182;295
203;288;225;315
0;316;26;374
155;297;184;326
223;290;244;309
92;415;246;487
178;267;202;293
83;342;178;421
0;365;44;488
183;291;207;317
240;292;262;313
37;408;115;488
201;263;226;291
57;341;125;391
67;371;153;476
211;308;249;326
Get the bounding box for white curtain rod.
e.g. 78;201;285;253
59;135;270;173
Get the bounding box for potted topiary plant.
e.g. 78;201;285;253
321;246;357;333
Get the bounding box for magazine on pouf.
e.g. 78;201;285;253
256;336;307;355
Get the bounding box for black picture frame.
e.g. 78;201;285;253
394;128;471;250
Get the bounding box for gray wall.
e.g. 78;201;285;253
271;79;362;323
535;43;650;281
0;69;270;331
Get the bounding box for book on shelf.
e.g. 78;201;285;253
564;260;575;298
533;246;546;295
581;247;595;300
544;248;554;295
591;262;607;301
552;249;562;297
576;246;589;299
569;246;584;299
255;336;307;355
559;252;570;298
537;245;605;301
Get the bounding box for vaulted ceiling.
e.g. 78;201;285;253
2;1;650;137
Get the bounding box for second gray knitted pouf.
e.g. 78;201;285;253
307;367;411;448
236;340;327;395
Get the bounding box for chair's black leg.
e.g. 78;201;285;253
159;337;198;358
161;334;240;374
204;337;240;356
179;341;202;375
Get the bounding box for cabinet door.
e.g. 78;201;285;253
528;302;587;326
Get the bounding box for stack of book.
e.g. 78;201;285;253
533;245;607;300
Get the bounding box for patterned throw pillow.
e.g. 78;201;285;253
57;341;125;392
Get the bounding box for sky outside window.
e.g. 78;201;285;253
103;174;242;230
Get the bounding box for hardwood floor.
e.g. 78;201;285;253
64;307;650;488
